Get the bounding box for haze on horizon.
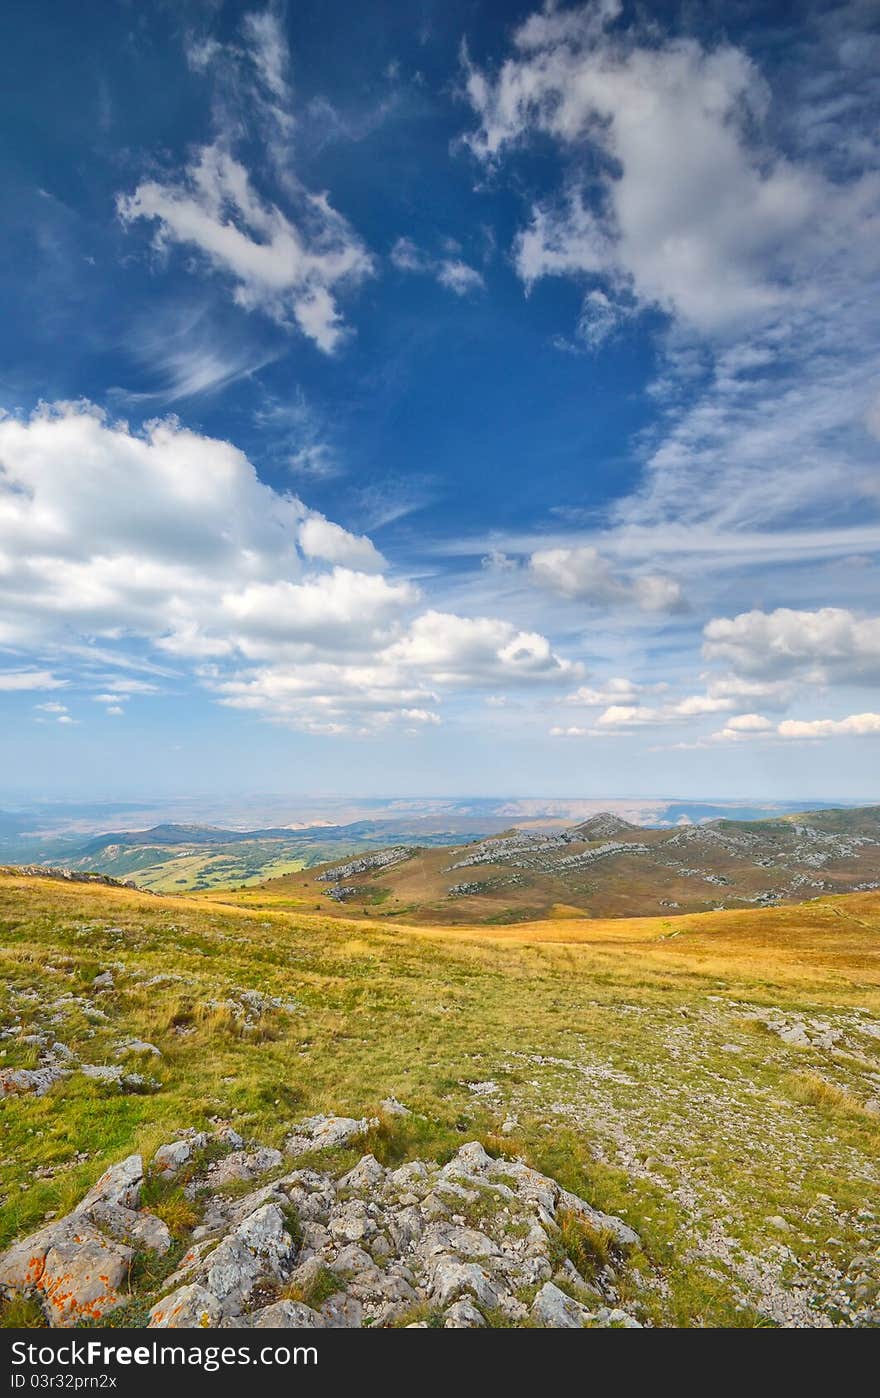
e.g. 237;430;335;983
1;0;879;804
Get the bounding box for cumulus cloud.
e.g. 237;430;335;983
703;607;880;685
528;545;684;612
564;678;640;706
463;1;877;336
298;516;385;572
705;711;880;743
386;610;581;688
777;713;880;739
0;401;577;734
460;0;880;583
390;237;485;296
596;703;664;728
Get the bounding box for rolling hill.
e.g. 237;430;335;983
241;806;880;924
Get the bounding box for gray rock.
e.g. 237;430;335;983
338;1154;385;1191
444;1296;486;1327
430;1257;501;1310
320;1293;363;1328
0;1216;133;1328
207;1147;283;1189
0;1066;68;1097
328;1199;377;1244
153;1136;208;1177
149;1284;223;1328
380;1097;411;1117
328;1243;377;1276
76;1154;143;1213
116;1040;162;1058
285;1114;378;1156
89;1203;171;1256
531;1281;593;1329
252;1300;326;1328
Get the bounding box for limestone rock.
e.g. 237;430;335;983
531;1281;593;1329
285;1114;378;1155
153;1135;208;1177
149;1284;223;1328
252;1300;326;1328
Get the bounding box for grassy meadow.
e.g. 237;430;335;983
1;872;878;1327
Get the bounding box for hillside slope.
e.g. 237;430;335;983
240;806;880;924
0;872;878;1327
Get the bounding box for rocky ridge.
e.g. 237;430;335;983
0;1114;641;1330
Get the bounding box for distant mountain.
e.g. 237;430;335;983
1;798;876;896
254;805;880;923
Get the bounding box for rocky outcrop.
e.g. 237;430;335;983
0;866;152;891
0;1155;164;1326
316;848;415;884
0;1114;641;1329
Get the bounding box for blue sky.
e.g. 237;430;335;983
1;0;879;802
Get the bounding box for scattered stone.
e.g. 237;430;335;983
380;1096;411;1118
285;1114;377;1155
0;1066;68;1097
116;1041;162;1058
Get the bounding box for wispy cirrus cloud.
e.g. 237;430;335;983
119;12;374;353
390;237;485;296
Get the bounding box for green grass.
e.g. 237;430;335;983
0;874;878;1327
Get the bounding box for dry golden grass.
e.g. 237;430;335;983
1;873;878;1327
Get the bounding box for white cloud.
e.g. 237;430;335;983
215;569;417;659
672;694;734;717
241;8;290;105
463;3;878;337
706;710;880;743
529;545;683;612
391;237;485;296
778;713;880;739
596;703;665;728
725;713;773;732
119;13;374;353
0;669;67;691
460;0;880;600
564;677;640;706
298;516;385;573
704;675;797;712
119;147;373;353
703;607;880;685
35;701;68;714
0;401;578;734
436;260;485;296
386;610;581;688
